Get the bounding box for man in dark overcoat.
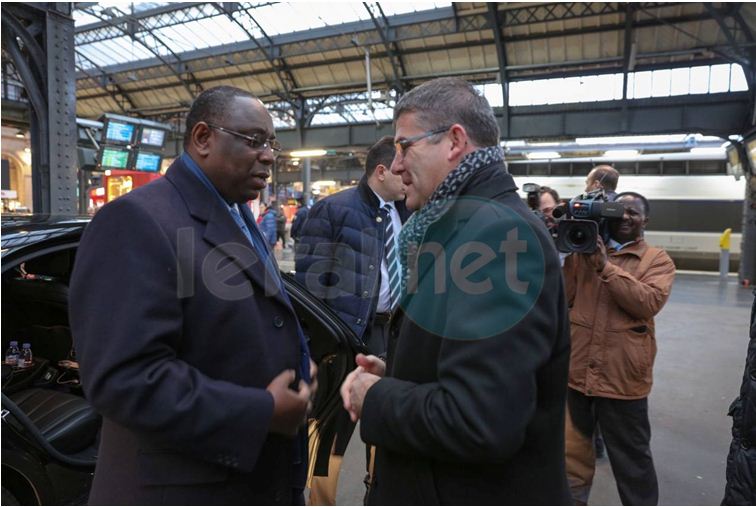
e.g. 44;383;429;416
341;77;572;505
70;86;315;505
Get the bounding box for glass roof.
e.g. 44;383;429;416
74;2;451;71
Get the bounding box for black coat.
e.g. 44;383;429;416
69;157;306;505
295;176;411;340
360;160;572;505
722;291;756;505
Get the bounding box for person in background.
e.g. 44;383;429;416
562;191;675;506
295;136;409;505
290;199;309;247
722;290;756;505
257;202;277;248
538;185;560;232
585;164;620;200
69;85;316;505
276;203;288;248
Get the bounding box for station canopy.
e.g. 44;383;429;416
66;2;756;131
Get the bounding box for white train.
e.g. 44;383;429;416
512;174;746;271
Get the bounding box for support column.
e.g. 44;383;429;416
303;158;312;206
739;142;756;285
488;3;509;139
1;3;77;214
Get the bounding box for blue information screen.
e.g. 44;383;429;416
105;121;135;144
134;152;162;172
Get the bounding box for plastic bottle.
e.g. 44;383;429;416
18;343;33;369
4;341;20;365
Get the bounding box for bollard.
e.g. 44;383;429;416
719;228;732;280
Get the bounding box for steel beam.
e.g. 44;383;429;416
74;50;134;113
363;2;406;94
79;6;203;98
703;3;751;67
488;3;509;137
1;3;77;214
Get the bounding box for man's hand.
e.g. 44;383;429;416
340;354;385;422
587;236;608;273
355;353;386;377
266;369;311;437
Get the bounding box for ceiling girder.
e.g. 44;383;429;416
80;6;203;99
363;2;406;94
74;50;134;113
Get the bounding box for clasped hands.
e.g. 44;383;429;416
340;353;385;422
266;359;318;437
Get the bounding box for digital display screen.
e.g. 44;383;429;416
134;151;162;172
139;127;166;148
104;121;135;144
100;147;130;169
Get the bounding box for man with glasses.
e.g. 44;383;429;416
340;77;571;504
70;86;316;505
295;136;410;505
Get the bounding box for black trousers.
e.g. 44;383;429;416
567;388;659;506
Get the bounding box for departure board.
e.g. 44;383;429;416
104;121;136;144
100;147;130;169
139;127;166;148
134;151;162;172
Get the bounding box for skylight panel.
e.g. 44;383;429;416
709;64;730;93
77;36;154;67
380;2;452;16
690;66;709;94
651;69;671;97
731;64;748;92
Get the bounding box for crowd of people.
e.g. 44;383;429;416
68;78;754;506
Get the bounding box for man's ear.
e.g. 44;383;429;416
375;164;387;181
190;122;213;157
447;124;468;162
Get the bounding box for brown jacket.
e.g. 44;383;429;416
563;239;675;399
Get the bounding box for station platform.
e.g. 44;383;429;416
302;270;753;505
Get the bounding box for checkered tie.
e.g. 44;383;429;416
383;204;401;309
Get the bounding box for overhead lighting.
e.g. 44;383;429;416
15;130;25;138
603;149;639;158
290;149;328;158
690;147;726;155
311;180;337;188
526;151;561;160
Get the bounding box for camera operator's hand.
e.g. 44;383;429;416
587;236;608;273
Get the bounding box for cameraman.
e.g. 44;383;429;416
562;191;675;506
538;186;560;231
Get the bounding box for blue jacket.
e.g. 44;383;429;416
258;209;277;247
295;177;411;339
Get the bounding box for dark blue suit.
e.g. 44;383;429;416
69;156;308;505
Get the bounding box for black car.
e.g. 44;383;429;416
1;214;362;505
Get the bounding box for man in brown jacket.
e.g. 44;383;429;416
562;191;675;506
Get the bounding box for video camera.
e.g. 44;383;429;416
552;190;624;253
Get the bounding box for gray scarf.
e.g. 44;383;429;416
398;145;506;296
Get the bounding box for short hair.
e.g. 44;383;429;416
184;86;256;148
615;191;650;216
393;77;500;147
365;136;396;177
588;165;620;191
539;186;560;203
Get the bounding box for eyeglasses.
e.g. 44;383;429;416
394;126;450;157
206;123;282;156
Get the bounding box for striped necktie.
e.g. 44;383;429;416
383;204;401;310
